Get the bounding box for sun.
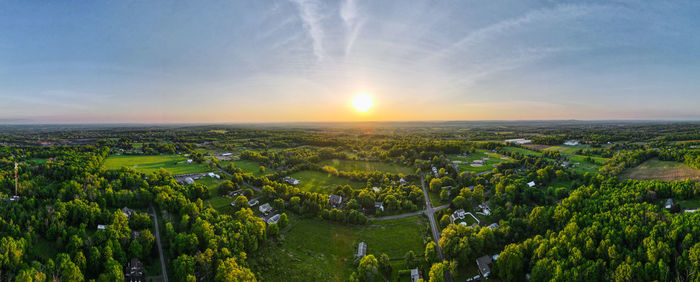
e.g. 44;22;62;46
352;93;374;112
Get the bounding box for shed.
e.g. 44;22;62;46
356;242;367;258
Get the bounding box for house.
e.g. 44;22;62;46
432;167;439;178
374;202;384;211
564;140;580;146
329;195;343;207
131;231;141;239
283;176;300;185
9;196;20;202
400;178;407;186
476;255;495;278
505;138;532;145
473;159;484;164
267;214;281;224
478;202;491;216
356;242;367;258
259;203;273;214
451;209;466;223
665;198;674;209
124;258;144;282
121;207;136;218
410;268;421;282
184;177;195;185
207;172;220;179
186;159;193;164
527;181;536;187
372;187;381;193
488;223;499;230
248;199;259;207
97;224;108;230
221;153;232;157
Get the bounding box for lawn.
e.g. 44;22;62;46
678;199;700;210
103;154;211;175
567;154;607;175
320;159;414;175
545;145;591;155
620;158;700;182
448;150;514;173
221;160;271;177
250;215;427;281
502;146;543;157
288;170;365;193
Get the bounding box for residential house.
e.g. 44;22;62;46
374;202;384;212
184;177;195;185
400;178;407;186
97;224;108;230
356;242;367;258
121;207;136;218
248;199;259;207
476;255;495;278
186;159;193;164
259;203;273;214
221;153;232;157
665;198;674;209
372;187;381;193
505;139;532;145
283;176;300;185
124;258;144;282
329;195;343;207
410;268;421;282
267;214;281;224
564;140;580;146
432;167;439;178
527;181;536;188
451;209;466;223
488;223;499;230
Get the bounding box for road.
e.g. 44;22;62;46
371;204;449;221
421;175;453;282
150;206;169;282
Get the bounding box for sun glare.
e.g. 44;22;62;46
352;93;374;112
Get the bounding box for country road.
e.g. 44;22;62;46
421;175;453;282
371;204;449;221
150;206;169;282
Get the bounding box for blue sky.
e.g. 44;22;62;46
1;0;700;123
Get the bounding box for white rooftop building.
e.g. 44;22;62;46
267;214;281;224
527;181;536;187
259;203;273;214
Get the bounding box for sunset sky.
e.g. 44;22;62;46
2;0;700;123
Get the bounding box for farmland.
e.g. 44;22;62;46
320;159;414;175
102;154;210;174
250;215;428;281
288;170;365;193
620;158;700;182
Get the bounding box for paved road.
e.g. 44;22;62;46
421;175;445;260
150;206;169;282
371;204;449;221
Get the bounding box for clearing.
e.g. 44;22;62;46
620;158;700;182
103;154;210;175
288;170;365;193
448;150;514;173
320;159;413;175
250;215;427;281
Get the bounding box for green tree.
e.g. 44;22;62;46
215;257;256;282
405;250;418;268
357;254;379;281
425;242;439;264
429;262;446;282
378;253;391;277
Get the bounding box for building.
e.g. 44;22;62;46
451;209;466;223
400;178;407;186
374;202;384;211
564;140;580;146
527;181;536;187
267;214;281;224
124;258;144;282
221;153;232;157
259;203;273;214
478;202;491;216
432;167;439;178
8;196;20;202
329;195;343;207
410;268;421;282
356;242;367;258
505;138;532;145
665;198;674;209
248;199;259;207
97;224;108;230
121;207;136;218
283;176;300;185
476;255;494;278
372;187;381;192
184;177;195;185
186;159;193;164
488;223;499;230
207;172;220;179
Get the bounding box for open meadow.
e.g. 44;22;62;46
288;170;365;193
320;159;414;175
250;215;427;281
448;149;513;173
103;154;210;174
620;158;700;182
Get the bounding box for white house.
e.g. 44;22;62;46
665;198;674;209
374;202;384;211
259;203;273;214
564;140;580;146
283;176;300;185
248;199;259;207
356;242;367;258
186;159;193;164
267;214;281;224
184;177;195;185
410;268;421;282
527;181;536;187
221;153;232;157
372;187;381;192
505;139;532;145
97;225;108;230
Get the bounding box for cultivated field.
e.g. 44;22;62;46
250;215;427;281
103;154;210;174
288;170;365;193
620;158;700;182
320;159;414;175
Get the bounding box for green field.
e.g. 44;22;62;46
620;158;700;182
544;145;590;155
320;159;414;175
222;160;271;177
448;150;513;173
678;199;700;210
103;154;210;174
288;170;365;193
251;215;427;281
502;146;543;157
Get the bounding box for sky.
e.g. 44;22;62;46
1;0;700;123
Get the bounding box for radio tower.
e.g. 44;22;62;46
14;162;18;196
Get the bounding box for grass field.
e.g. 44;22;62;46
620;158;700;182
545;145;590;155
502;146;543;157
320;159;414;175
103;154;210;174
222;160;271;177
250;215;427;281
678;199;700;210
448;150;513;173
288;170;365;193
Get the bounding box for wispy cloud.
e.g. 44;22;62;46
340;0;365;56
289;0;326;61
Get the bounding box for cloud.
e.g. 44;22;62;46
340;0;365;56
289;0;326;61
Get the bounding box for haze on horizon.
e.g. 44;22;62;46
2;0;700;124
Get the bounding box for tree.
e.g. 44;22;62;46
495;244;524;281
357;254;379;281
278;213;289;228
58;254;84;282
439;214;451;229
378;253;391;277
259;166;265;173
425;242;439;264
429;262;446;282
267;223;279;237
405;250;418;268
430;178;443;193
234;195;249;209
215;258;256;282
